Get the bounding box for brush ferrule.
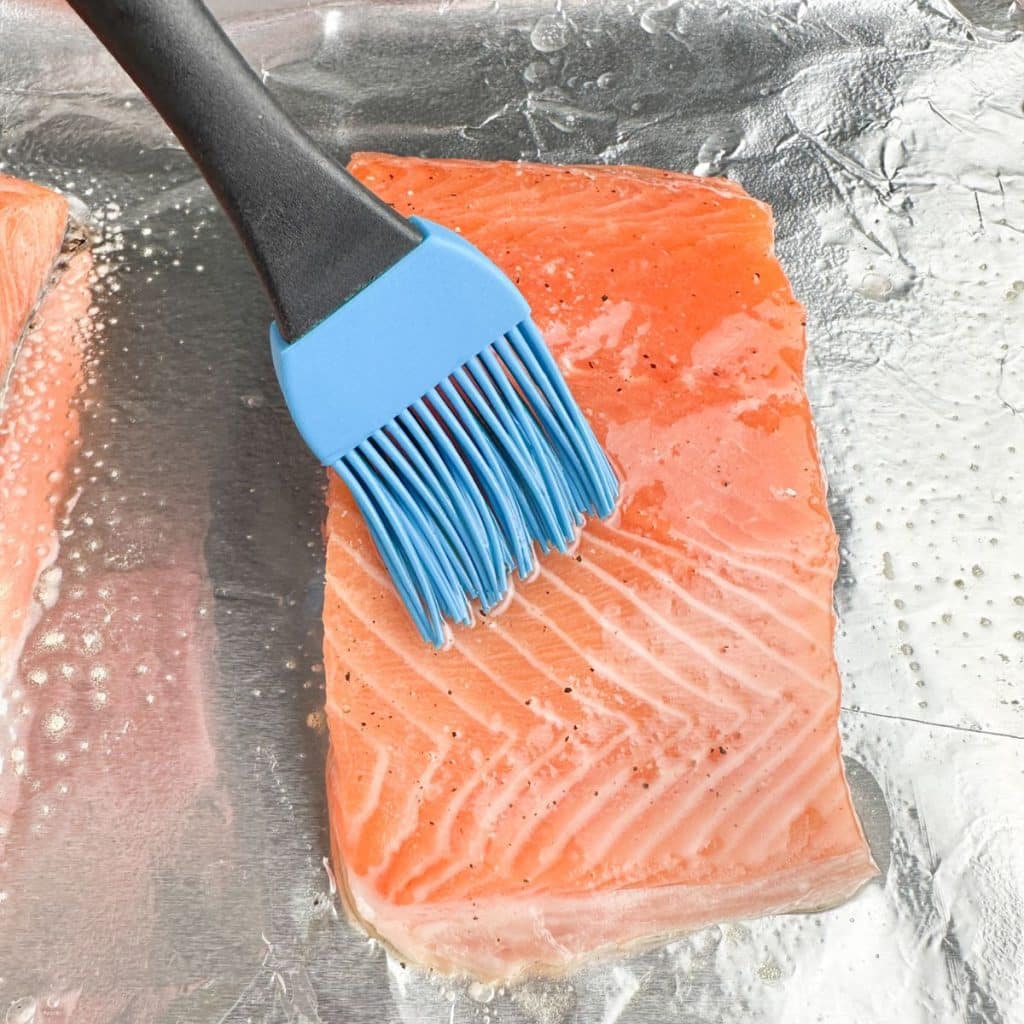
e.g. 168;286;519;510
270;218;529;465
270;217;619;646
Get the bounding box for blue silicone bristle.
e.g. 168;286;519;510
271;217;619;646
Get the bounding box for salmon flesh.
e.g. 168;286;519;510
0;175;87;836
323;156;876;978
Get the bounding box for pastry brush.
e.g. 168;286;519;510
68;0;619;645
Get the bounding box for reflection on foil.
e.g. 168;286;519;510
0;0;1022;1021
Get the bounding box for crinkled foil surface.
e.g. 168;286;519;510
0;1;1022;1021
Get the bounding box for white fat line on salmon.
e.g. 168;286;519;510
591;521;822;643
567;554;803;700
364;738;452;889
445;631;564;727
325;547;510;738
723;724;844;858
391;644;643;900
457;728;642;900
587;701;799;871
513;591;707;727
535;571;751;722
583;532;832;694
324;624;445;747
495;736;648;885
327;690;448;842
670;518;833;596
330;717;417;836
485;608;638;731
390;732;522;903
676;704;833;862
343;742;391;836
671;487;831;577
453;725;641;880
565;555;798;703
332;538;545;732
602;518;830;612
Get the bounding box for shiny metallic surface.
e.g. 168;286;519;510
0;1;1022;1020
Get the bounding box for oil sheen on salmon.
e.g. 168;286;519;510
321;155;876;979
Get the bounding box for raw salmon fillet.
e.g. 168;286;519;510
0;177;86;835
323;155;876;978
0;175;74;681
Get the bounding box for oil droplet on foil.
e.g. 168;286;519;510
468;982;496;1004
523;60;551;85
857;272;895;300
530;14;570;53
38;630;66;650
43;709;72;739
693;130;742;177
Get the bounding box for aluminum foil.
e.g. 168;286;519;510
1;0;1022;1021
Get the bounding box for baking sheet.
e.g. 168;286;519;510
1;0;1022;1020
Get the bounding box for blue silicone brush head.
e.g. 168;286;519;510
65;0;615;646
271;218;618;646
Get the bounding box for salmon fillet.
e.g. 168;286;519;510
0;176;75;681
0;175;68;383
0;177;87;837
323;155;876;978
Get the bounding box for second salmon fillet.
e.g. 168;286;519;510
323;155;876;978
0;175;88;843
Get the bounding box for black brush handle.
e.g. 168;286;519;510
66;0;421;341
